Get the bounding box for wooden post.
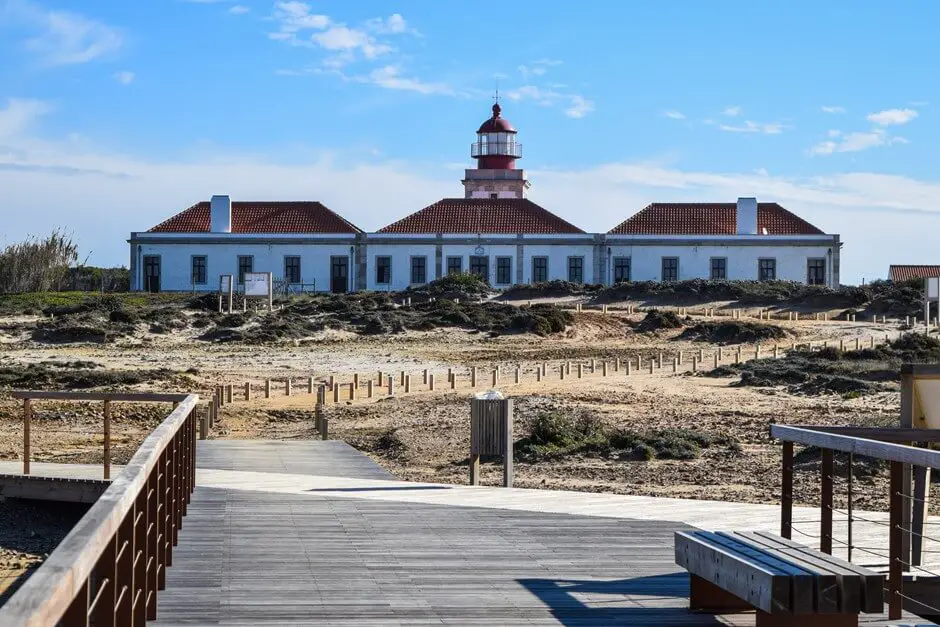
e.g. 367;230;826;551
245;382;252;401
657;352;663;369
698;348;704;361
265;379;271;398
353;373;360;389
470;453;480;485
321;417;329;441
713;352;719;369
755;345;760;360
349;383;355;401
590;358;596;373
614;357;620;372
226;384;233;404
870;336;875;348
536;369;542;383
423;369;428;385
285;378;292;396
781;441;793;539
492;369;498;386
677;351;683;366
773;345;779;359
821;449;834;554
649;360;654;374
451;374;457;389
23;398;30;475
103;399;112;480
565;361;571;375
333;383;340;403
199;413;208;440
429;374;435;391
405;375;411;393
368;380;374;398
692;356;698;373
734;348;740;364
388;378;394;396
889;460;903;620
514;368;520;384
839;339;845;352
577;363;583;379
602;361;608;377
626;359;632;376
400;371;406;387
329;375;335;388
307;376;314;394
314;403;323;434
560;365;565;380
471;366;477;387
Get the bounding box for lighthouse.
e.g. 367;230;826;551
462;102;531;199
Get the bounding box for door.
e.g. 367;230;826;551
330;256;348;293
143;255;161;293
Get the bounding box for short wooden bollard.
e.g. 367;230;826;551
321;417;329;441
377;372;383;386
560;365;565;380
469;395;514;488
333;384;340;403
285;379;292;396
492;369;498;387
677;351;683;366
245;382;251;401
265;379;271;399
471;367;478;387
536;369;542;382
314;403;323;433
590;359;596;373
870;336;875;348
368;380;374;398
102;399;112;480
713;353;719;368
717;346;723;361
734;349;741;364
657;352;663;369
349;383;356;401
840;339;845;352
423;369;429;385
226;384;233;404
542;363;547;376
388;379;394;396
773;345;779;359
649;360;654;374
614;358;620;372
672;358;678;373
429;374;435;391
855;338;860;350
514;368;520;384
602;362;608;377
329;375;335;388
400;371;406;387
354;373;360;389
448;368;453;382
577;363;583;379
698;348;704;361
755;346;760;360
451;374;457;389
405;375;411;393
637;355;643;371
199;413;208;440
692;356;698;373
626;359;632;376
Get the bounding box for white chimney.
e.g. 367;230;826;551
736;197;758;235
210;195;232;233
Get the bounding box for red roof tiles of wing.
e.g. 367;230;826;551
889;265;940;282
376;198;585;234
147;201;362;234
607;202;825;236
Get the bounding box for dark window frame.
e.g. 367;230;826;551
567;256;584;283
532;256;548;283
661;257;679;282
237;255;253;284
759;258;777;281
469;255;489;280
446;256;463;275
191;255;207;285
284;256;301;284
375;256;392;285
613;256;631;283
807;258;826;285
410;255;427;285
710;257;727;280
495;256;512;285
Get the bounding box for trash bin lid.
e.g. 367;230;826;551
474;389;504;400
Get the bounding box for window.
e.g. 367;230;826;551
532;257;548;283
807;258;826;286
489;192;498;199
446;256;463;275
410;256;427;284
191;255;207;285
661;257;678;282
759;258;777;281
376;256;392;285
469;255;489;280
710;257;727;280
284;256;301;283
237;256;253;284
613;257;631;283
568;256;584;283
496;257;512;285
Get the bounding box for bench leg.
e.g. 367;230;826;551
757;612;857;627
689;575;751;613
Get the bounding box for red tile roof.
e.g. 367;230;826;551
607;203;825;236
376;198;585;234
889;265;940;282
148;201;362;234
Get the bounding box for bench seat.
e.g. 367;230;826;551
675;530;884;627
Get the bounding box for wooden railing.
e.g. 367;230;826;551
772;423;940;620
0;392;198;626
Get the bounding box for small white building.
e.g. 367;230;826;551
129;102;842;293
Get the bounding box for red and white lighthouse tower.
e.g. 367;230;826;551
462;102;530;199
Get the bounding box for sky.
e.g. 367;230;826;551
1;1;939;284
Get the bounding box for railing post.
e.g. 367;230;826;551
781;441;793;539
103;399;112;480
23;398;31;475
821;448;833;554
889;460;903;620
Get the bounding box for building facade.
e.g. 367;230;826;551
129;103;841;293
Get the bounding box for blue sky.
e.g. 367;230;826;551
1;0;939;284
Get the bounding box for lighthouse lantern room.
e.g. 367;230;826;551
463;102;530;199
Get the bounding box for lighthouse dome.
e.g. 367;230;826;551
477;103;516;133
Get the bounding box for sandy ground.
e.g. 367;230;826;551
0;305;907;601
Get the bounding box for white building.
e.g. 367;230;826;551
129;103;841;293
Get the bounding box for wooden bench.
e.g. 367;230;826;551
675;530;884;626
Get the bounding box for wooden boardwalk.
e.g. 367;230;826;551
143;440;923;626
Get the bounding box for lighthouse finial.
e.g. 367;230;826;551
492;80;501;117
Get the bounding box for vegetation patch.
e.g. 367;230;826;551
514;410;739;462
403;274;493;302
499;280;598;300
0;361;187;389
679;320;789;345
704;332;940;396
635;309;686;332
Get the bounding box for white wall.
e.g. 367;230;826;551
135;241;355;292
366;244;437;291
606;242;834;284
522;244;596;284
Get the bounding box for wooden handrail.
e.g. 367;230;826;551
0;394;198;626
771;424;940;469
11;391;191;402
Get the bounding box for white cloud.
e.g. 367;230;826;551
113;70;135;85
311;25;391;59
867;108;918;126
662;110;686;120
365;14;410;35
827;129;841;138
3;100;940;283
229;5;250;15
722;106;742;117
808;128;909;155
718;120;785;135
4;0;123;66
0;97;52;140
821;106;846;114
355;65;453;95
517;59;562;79
565;95;593;119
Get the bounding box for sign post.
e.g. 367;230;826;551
925;278;939;332
219;275;234;314
244;272;274;310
